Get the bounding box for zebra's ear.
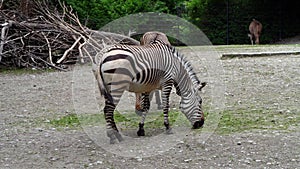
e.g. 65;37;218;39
198;82;207;91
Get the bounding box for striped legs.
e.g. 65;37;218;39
137;83;174;135
103;95;123;144
162;82;173;134
137;93;150;136
153;90;163;109
135;93;143;116
135;90;162;116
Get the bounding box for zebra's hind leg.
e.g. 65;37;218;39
137;93;150;136
162;83;173;135
104;99;123;144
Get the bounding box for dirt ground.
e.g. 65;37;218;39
0;45;299;169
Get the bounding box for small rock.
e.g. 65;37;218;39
237;141;242;145
248;140;256;144
178;141;184;144
50;157;59;161
245;159;251;164
184;159;192;163
136;157;142;162
96;161;102;164
36;128;43;132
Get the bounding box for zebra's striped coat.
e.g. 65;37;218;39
135;31;171;112
96;41;206;144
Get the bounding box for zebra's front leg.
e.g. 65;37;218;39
104;100;123;144
162;84;173;134
137;93;150;136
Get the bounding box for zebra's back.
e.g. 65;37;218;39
100;44;173;94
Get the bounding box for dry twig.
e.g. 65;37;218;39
0;0;139;70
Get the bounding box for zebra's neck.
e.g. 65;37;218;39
173;66;196;97
171;47;201;86
170;47;201;94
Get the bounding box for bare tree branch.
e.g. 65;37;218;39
0;0;140;70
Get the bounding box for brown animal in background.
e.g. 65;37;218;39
140;31;171;47
248;19;262;45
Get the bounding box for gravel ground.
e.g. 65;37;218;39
0;45;299;169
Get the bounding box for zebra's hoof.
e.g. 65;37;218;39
110;137;117;144
115;131;124;142
165;128;173;134
137;129;145;136
109;135;123;144
107;129;123;144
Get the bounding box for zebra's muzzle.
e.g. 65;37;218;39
193;120;204;129
192;116;205;129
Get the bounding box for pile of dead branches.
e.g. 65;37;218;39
0;0;139;70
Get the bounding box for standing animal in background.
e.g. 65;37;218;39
135;32;171;114
248;19;262;45
140;31;171;46
95;41;206;144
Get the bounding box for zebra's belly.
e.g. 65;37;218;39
128;82;160;93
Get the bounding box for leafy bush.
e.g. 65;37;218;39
63;0;171;29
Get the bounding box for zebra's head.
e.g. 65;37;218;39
180;82;206;129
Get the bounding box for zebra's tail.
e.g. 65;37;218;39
92;63;113;103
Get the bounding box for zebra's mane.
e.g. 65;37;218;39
148;39;201;87
168;45;201;86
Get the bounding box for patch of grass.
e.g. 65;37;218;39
48;110;184;129
48;108;299;134
217;109;300;134
104;110;182;129
49;114;81;128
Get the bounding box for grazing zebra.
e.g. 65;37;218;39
135;31;171;113
95;40;206;144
